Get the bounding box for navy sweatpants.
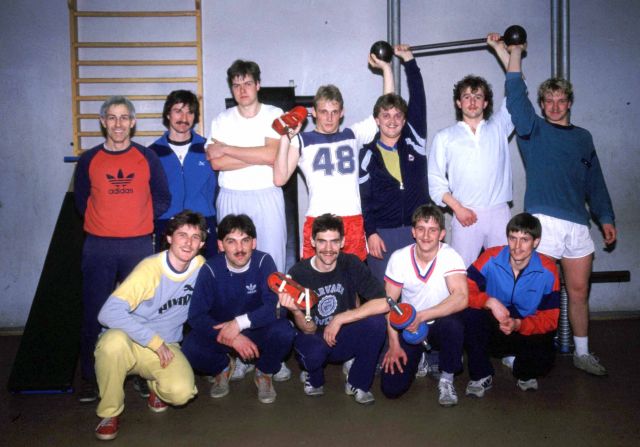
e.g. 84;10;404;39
80;234;153;381
295;314;386;392
381;312;464;399
462;308;556;381
182;318;296;376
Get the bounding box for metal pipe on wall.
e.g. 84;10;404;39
387;0;401;94
551;0;570;79
561;0;570;80
552;0;572;354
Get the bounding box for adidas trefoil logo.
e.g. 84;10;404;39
106;169;135;194
246;283;257;294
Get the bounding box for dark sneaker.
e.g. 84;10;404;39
78;380;98;403
133;376;150;398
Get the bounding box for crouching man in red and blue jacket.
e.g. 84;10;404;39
462;213;560;396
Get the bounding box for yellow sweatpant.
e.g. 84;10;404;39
95;329;197;418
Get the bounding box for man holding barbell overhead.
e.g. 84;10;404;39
381;204;468;407
277;213;388;405
359;44;429;282
428;34;515;268
501;31;617;376
273;52;394;261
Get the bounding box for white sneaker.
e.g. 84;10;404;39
273;362;292;382
438;379;458;407
254;370;277;404
230;358;255;381
299;371;309;383
345;382;375;405
210;359;235;398
303;378;324;396
416;352;429;377
465;375;493;398
342;358;355;377
517;378;539;391
573;353;607;376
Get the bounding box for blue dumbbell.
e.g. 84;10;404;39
386;298;430;348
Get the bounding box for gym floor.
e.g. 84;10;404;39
3;318;639;447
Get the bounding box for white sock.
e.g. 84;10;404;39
440;372;454;382
574;336;589;356
502;356;515;369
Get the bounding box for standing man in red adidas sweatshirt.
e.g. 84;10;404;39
74;95;171;402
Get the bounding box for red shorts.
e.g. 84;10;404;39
302;214;367;261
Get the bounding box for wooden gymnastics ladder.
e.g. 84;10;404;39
68;0;204;155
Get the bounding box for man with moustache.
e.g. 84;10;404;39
150;90;217;258
182;214;296;404
277;213;388;405
74;95;170;402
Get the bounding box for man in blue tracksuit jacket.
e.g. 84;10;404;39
182;214;295;404
150;90;218;258
359;44;429;282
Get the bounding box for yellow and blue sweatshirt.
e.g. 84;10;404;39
98;251;205;351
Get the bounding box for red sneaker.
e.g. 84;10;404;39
95;416;119;441
147;391;169;413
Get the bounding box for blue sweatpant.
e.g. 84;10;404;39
366;226;414;283
381;312;464;398
182;318;296;376
295;314;386;392
80;234;153;381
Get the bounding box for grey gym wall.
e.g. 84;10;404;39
0;0;637;329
